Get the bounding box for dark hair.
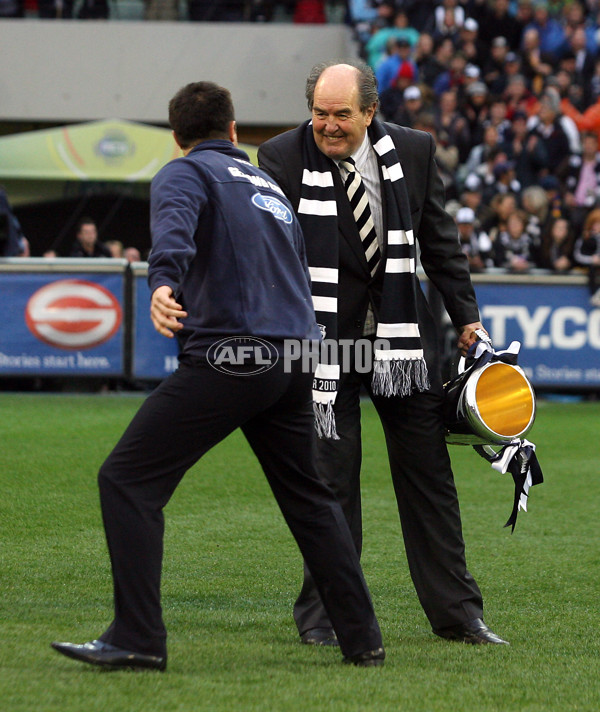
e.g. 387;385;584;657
77;216;96;232
168;81;235;149
305;60;379;113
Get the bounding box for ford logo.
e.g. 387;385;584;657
251;193;293;224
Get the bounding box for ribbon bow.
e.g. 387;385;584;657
474;440;544;532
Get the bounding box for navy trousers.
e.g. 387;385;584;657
293;362;484;635
97;355;382;659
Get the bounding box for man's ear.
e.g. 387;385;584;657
229;121;238;146
364;103;377;126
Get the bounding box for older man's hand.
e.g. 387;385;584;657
457;322;490;357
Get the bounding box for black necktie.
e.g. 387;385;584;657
339;157;381;276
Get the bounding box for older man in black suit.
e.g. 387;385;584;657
258;60;508;648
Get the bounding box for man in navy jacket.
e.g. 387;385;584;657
51;81;384;671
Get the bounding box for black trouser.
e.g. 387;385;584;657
97;356;382;659
293;363;483;635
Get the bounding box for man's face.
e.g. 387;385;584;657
311;66;376;160
78;223;97;249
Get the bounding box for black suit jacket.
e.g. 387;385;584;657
258;121;480;378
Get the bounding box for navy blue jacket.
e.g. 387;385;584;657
148;140;320;356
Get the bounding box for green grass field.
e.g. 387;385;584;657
1;392;599;712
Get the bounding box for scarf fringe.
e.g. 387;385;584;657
313;401;340;440
372;358;430;397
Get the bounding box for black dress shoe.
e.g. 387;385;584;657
299;627;339;647
434;618;509;645
51;639;166;671
342;647;385;667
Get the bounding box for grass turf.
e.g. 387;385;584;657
1;393;599;711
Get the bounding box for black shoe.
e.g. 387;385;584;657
342;647;385;667
51;639;167;670
299;627;339;647
434;618;509;645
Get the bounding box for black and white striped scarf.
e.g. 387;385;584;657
298;119;429;438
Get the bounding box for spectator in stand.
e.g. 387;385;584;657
462;74;491;146
515;0;536;36
564;25;596;102
369;0;395;27
475;0;522;52
561;83;600;140
488;50;522;95
462;82;489;129
589;57;600;107
419;36;455;88
433;0;464;40
124;246;142;263
485;98;512;141
383;85;425;127
455;206;494;272
188;0;246;21
501;109;549;188
293;0;326;23
413;112;460;198
18;237;31;257
520;26;556;95
434;89;472;164
540;174;565;222
399;0;436;34
460;172;493;225
106;240;124;258
493;209;534;272
537;215;575;271
553;65;585;113
503;73;539;120
348;0;380;45
532;81;582;153
37;0;73;16
379;63;419;121
490;160;522;199
456;17;487;68
573;207;600;306
365;9;420;72
375;37;419;93
69;218;112;258
433;51;469;97
527;88;573;176
462;124;502;188
482;36;511;90
524;0;567;62
411;33;435;83
482;192;518;244
0;0;24;16
561;1;598;56
521;184;550;257
144;0;178;20
0;187;27;257
77;0;109;18
248;0;277;21
563;131;600;233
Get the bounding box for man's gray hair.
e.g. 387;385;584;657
305;60;379;113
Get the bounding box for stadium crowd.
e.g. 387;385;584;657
353;0;600;306
0;0;343;21
2;0;600;303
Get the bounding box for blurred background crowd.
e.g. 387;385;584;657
2;0;600;304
